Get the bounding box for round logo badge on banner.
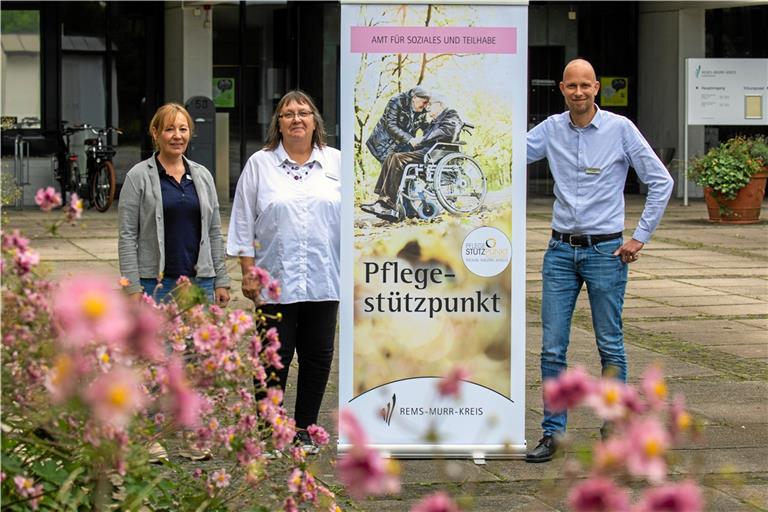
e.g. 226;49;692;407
461;226;512;277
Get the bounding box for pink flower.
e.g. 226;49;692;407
267;279;281;301
641;365;668;410
2;230;29;251
669;394;694;441
633;480;703;512
66;193;83;223
586;379;631;421
13;475;44;510
592;437;630;474
271;413;296;450
165;358;202;428
84;366;146;427
307;424;330;446
13;248;40;274
125;303;165;361
265;327;280;346
284;497;299;512
567;477;630;512
228;309;254;336
263;344;284;370
543;366;595;412
249;265;272;287
337;409;400;499
411;491;461;512
209;469;231;489
193;324;220;352
34;186;62;211
53;275;131;348
625;417;671;483
437;366;470;398
45;353;82;402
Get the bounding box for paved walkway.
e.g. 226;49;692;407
4;196;767;511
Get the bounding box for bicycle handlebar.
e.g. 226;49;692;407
61;123;123;136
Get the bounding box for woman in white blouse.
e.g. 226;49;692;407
227;90;340;453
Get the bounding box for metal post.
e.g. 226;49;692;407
683;59;689;207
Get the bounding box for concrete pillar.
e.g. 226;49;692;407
215;112;230;206
638;5;705;199
164;2;213;104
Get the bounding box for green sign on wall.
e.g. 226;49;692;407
212;78;235;108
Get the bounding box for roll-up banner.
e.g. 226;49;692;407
339;0;528;459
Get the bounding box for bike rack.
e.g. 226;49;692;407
12;135;31;210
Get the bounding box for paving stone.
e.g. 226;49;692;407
622;306;700;319
69;237;118;260
688;303;768;316
654;295;765;307
33;238;94;260
708;343;768;359
670;447;768;475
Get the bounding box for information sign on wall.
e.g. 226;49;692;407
687;59;768;125
600;76;629;107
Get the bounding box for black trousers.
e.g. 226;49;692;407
259;301;338;429
374;150;424;208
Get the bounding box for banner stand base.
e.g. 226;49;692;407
337;443;527;461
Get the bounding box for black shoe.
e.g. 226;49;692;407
525;435;558;463
360;200;399;221
295;429;319;455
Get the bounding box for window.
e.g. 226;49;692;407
1;10;41;128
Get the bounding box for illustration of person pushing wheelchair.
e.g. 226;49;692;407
361;93;487;222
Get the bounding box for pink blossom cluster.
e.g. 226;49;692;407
248;264;282;302
13;475;44;510
66;193;84;223
337;409;401;500
1;227;339;510
2;229;40;275
34;186;62;211
543;366;704;511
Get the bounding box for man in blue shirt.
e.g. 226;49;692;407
526;59;673;462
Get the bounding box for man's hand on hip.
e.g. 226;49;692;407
614;238;644;264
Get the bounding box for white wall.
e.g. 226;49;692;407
164;3;213;104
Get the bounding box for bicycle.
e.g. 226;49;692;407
54;122;121;212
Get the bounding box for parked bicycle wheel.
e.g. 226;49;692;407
90;161;116;212
433;153;487;215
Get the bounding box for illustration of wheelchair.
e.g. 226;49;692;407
396;122;487;220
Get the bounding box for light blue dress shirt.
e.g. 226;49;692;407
527;107;673;244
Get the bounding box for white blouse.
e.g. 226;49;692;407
227;142;341;304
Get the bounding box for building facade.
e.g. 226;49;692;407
1;1;765;206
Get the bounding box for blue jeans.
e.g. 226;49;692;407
540;237;628;436
140;276;214;303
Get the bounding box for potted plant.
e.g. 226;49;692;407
689;135;768;224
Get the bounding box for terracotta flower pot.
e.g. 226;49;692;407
704;171;768;224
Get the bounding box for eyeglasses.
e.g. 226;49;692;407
278;111;313;121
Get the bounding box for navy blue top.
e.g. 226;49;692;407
156;155;201;278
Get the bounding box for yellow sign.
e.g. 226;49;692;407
600;76;628;107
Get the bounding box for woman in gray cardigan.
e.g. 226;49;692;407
118;103;230;305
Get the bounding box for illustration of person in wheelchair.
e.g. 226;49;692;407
361;95;487;222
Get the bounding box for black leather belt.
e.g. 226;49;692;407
552;230;622;247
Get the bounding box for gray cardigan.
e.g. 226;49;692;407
118;155;231;294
